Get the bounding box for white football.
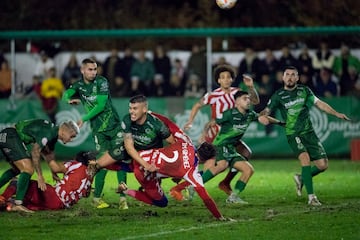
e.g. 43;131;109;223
216;0;237;9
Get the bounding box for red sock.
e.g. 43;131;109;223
195;186;222;219
171;181;191;191
125;189;153;205
221;170;237;185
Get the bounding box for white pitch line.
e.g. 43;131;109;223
117;220;239;240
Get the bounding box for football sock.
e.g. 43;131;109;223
311;166;324;177
221;170;237;185
234;180;246;194
195;186;222;219
0;168;17;188
301;166;314;195
15;172;31;201
125;189;153;205
201;170;215;183
117;170;127;197
94;169;107;198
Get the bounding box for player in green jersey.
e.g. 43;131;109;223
200;91;282;204
261;66;350;206
121;94;176;172
0;119;79;213
62;58;129;210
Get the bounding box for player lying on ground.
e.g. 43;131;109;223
0;151;94;212
88;112;229;220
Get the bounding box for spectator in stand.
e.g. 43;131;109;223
332;44;360;96
168;58;187;96
152;45;171;93
187;44;207;89
349;67;360;97
184;74;205;98
312;41;335;76
119;47;136;86
61;53;81;89
34;50;55;81
297;45;314;83
278;45;298;70
24;75;42;99
259;48;279;81
0;61;12;98
314;68;339;98
148;74;165;97
110;47;136;97
102;49;122;95
40;67;64;123
235;47;261;87
130;49;155;95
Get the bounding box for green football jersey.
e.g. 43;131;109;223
267;84;317;135
121;113;171;150
213;108;258;146
66;75;121;132
15;119;59;151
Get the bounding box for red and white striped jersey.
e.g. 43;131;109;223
202;87;239;119
54;161;92;208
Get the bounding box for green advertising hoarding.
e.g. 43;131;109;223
0;97;358;159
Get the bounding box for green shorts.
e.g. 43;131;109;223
0;128;30;162
93;126;128;162
215;144;246;168
287;131;327;161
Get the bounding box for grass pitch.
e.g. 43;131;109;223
0;159;359;240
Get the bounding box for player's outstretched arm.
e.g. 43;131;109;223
315;100;351;121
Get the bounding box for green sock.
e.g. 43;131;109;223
94;169;107;198
0;169;18;189
202;170;215;183
234;180;246;194
301;166;314;195
15;172;31;201
117;170;127;197
311;166;324;177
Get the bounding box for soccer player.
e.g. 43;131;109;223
199;90;283;204
62;58;129;210
0;151;94;212
181;64;259;195
260;66;350;206
0;119;79;213
121;95;176;172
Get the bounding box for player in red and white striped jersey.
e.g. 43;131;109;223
180;65;259;195
121;112;226;220
0;152;93;211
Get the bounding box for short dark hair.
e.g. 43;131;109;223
129;94;147;104
213;64;235;85
197;142;216;163
81;58;97;65
233;90;249;99
75;151;97;166
283;65;298;73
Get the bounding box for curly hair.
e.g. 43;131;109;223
197;142;217;163
213;64;236;85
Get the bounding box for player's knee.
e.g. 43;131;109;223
152;196;168;207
